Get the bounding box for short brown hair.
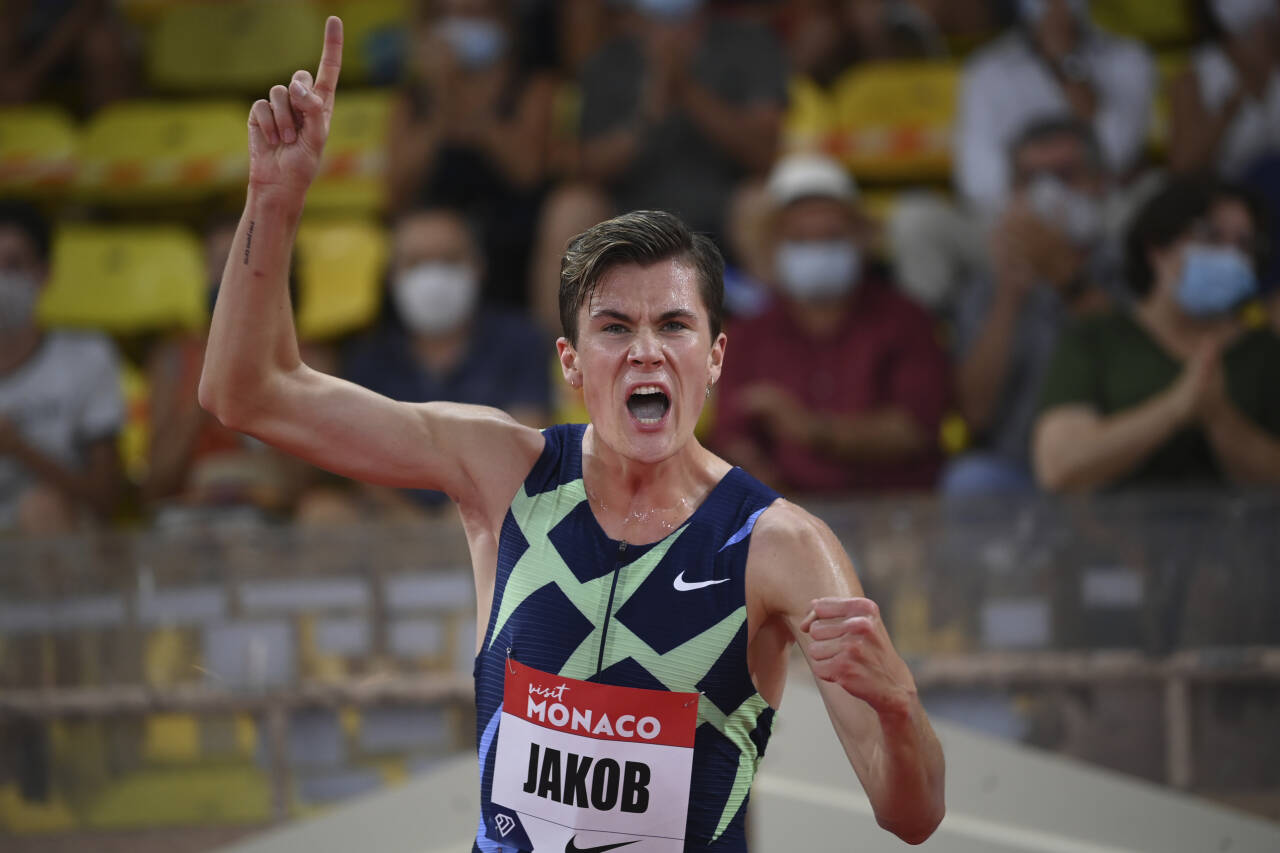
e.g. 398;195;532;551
559;210;725;346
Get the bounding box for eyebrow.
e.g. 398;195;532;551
589;308;698;324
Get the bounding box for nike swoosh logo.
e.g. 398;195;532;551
564;838;639;853
673;571;730;591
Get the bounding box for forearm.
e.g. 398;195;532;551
9;442;117;516
1035;392;1186;492
867;698;946;844
580;127;640;184
386;123;441;213
1169;83;1241;174
957;291;1021;431
476;118;545;189
1205;403;1280;485
14;0;99;82
198;191;305;427
811;408;929;462
143;406;205;500
679;82;778;173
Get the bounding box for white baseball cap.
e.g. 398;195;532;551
765;152;859;209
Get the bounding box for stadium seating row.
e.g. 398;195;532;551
39;219;386;340
0;92;392;210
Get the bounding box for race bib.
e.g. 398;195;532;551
489;659;699;852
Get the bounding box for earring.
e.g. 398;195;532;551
705;383;713;399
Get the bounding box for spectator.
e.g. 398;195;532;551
955;0;1154;214
529;0;788;334
576;0;786;238
1170;0;1280;178
0;0;139;115
711;153;950;494
1172;0;1280;311
0;201;122;533
341;207;550;511
944;117;1114;497
386;0;556;309
143;217;335;524
1034;176;1280;492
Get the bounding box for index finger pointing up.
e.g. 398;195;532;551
313;16;343;104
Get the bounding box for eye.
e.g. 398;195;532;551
662;320;689;332
602;322;628;333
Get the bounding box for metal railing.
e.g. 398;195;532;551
1;491;1278;831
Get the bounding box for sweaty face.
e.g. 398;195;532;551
559;258;725;464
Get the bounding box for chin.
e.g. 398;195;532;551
604;412;689;464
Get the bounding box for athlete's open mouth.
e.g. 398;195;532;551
626;385;670;424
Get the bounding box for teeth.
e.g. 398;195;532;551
632;385;665;396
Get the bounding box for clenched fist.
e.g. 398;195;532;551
800;596;918;718
247;16;344;202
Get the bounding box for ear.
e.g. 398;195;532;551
707;331;727;387
556;337;582;389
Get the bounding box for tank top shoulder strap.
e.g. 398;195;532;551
699;466;781;553
521;423;586;496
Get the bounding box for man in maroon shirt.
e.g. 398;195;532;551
712;153;950;494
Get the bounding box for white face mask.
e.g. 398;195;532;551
775;240;861;301
391;262;479;335
1025;173;1102;247
0;270;40;332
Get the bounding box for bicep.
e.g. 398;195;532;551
235;366;542;511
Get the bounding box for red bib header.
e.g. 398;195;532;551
503;659;699;749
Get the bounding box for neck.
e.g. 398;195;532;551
0;326;42;375
410;323;470;375
1137;288;1240;355
581;425;724;541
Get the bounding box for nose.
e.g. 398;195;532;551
628;328;664;367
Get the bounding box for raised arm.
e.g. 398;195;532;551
750;502;945;844
199;17;542;520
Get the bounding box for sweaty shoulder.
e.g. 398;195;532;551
747;499;861;619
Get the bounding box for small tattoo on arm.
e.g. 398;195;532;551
242;220;255;264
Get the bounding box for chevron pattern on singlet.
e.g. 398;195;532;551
473;424;780;852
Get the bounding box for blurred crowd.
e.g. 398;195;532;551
2;0;1280;538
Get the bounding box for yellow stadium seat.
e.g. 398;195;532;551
142;714;202;764
0;783;78;833
119;362;151;486
1092;0;1194;48
0;105;78;194
40;224;206;334
308;89;395;215
149;0;324;94
782;77;841;155
295;219;389;339
76;101;247;202
118;0;189;29
830;61;959;182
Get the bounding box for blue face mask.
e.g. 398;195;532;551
1175;245;1258;317
436;17;506;69
775;240;861;301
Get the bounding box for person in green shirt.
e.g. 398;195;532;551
1033;176;1280;491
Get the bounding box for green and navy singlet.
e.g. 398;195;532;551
473;424;781;852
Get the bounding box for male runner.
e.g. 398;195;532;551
200;18;944;851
